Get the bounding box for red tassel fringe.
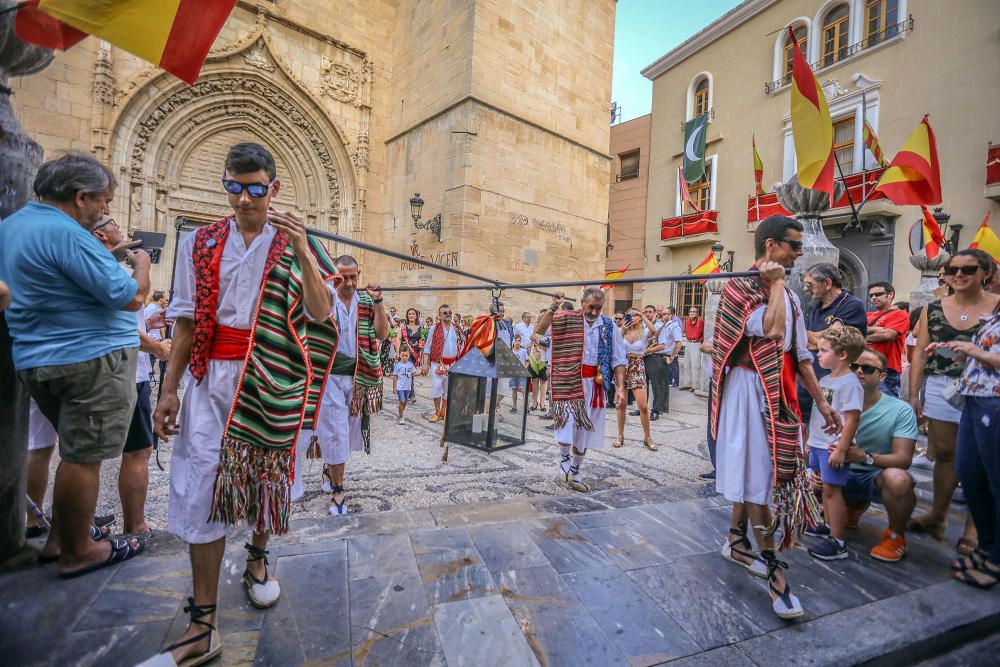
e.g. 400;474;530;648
209;438;293;536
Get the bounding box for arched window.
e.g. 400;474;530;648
821;4;851;67
693;77;710;117
865;0;899;47
782;25;808;85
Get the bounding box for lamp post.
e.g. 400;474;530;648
711;241;735;272
409;192;442;242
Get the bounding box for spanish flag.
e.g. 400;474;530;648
875;116;942;206
969;212;1000;263
863;120;888;168
920;205;946;259
691;250;720;277
752;134;765;196
601;265;630;289
679;166;701;213
14;0;237;85
788;27;835;202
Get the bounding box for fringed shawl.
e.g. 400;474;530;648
548;309;594;431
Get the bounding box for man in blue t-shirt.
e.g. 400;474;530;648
0;153;151;577
799;263;868;426
841;348;918;563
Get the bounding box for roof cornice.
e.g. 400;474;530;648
641;0;780;81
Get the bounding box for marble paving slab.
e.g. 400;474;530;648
410;527;498;605
75;553;190;631
581;523;674;570
521;517;614;573
349;573;446;666
348;532;419;581
432;594;541;667
467;522;550;574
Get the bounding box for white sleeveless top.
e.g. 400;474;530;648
622;334;647;356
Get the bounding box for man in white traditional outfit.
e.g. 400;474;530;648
709;215;839;621
145;144;339;667
422;304;461;422
535;287;626;491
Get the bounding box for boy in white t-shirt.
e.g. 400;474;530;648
392;348;417;425
806;326;866;560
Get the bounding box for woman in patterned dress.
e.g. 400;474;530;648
614;308;659;451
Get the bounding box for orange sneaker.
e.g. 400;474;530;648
871;529;907;562
846;501;870;529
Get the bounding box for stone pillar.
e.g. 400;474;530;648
0;14;53;566
909;250;951;311
773;175;846;300
695;278;726;397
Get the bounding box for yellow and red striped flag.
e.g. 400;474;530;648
15;0;237;85
920;205;946;259
969;212;1000;262
679;166;701;213
691;250;720;277
875;116;942;206
601;265;630;289
788;27;835;202
14;1;87;50
752;134;765;196
863;120;888;167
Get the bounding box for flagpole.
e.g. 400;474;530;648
0;2;28;16
834;150;863;232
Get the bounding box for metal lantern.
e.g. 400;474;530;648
444;341;531;452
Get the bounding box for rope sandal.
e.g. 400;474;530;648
329;484;348;516
567;465;590;493
559;454;571;483
243;543;280;609
720;520;767;578
140;597;221;667
761;550;804;619
321;468;334;493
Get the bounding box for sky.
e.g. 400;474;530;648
612;0;744;123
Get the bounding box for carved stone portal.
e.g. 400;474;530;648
321;57;361;105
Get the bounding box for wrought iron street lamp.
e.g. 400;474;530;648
712;241;735;272
409;192;441;242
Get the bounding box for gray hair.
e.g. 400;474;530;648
581;286;605;303
805;262;843;288
33;153;116;203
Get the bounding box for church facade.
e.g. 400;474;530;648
10;0;616;315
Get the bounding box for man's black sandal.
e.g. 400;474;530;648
721;520;767;578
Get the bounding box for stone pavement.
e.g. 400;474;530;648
4;477;999;667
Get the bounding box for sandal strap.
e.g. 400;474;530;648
331;483;345;494
181;596;217;631
245;542;270;564
760;550;789;580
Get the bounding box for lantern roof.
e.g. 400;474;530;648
448;339;531;378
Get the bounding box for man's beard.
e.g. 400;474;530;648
585;313;600;323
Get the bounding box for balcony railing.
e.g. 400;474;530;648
765;16;914;94
746;167;888;226
661;210;718;241
987;144;1000;187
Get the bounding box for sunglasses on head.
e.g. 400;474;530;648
943;265;980;276
777;238;803;251
222;178;273;198
849;362;884;375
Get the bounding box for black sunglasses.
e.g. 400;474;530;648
777;238;803;251
222;178;273;198
943;265;980;276
850;362;884;375
869;291;887;299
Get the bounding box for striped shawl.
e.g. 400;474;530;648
548;309;593;431
709;274;819;548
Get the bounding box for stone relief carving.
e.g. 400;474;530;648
821;79;849;100
130;77;343;208
242;38;275;72
354;128;369;170
320;57;361;105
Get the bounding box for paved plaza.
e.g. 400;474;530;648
4;386;999;666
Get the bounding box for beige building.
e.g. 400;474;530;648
9;0;615;316
640;0;1000;309
606;113;650;313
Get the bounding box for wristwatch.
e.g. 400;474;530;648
864;452;875;466
373;297;384;304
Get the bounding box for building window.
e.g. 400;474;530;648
782;25;808;86
619;150;640;181
693;77;710;117
833;116;855;175
688;171;712;213
675;281;707;317
865;0;899;47
822;4;851;67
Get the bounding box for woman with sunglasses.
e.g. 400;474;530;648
910;250;1000;554
613;308;659;450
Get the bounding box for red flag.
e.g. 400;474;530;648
14;1;88;50
679;166;701;213
920;205;946;259
752;133;765;196
875;116;942;206
789;27;835;202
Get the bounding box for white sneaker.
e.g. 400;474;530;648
398;418;406;425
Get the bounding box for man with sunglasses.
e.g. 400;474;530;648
149;143;340;666
422;304;462;422
711;215;839;619
840;348;918;562
865;282;910;397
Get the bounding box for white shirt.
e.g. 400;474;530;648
582;316;627;368
168;220;336;327
423;323;459;358
144;302;163;340
657;318;683;357
513;321;534;345
334;291;359;358
745;290;812;362
135;310;152;383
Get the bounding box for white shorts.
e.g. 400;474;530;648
313;374;362;465
28;400;57;451
922;373;963;423
431;362;449;399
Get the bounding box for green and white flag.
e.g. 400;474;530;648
682;113;709;184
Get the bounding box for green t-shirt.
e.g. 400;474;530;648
853;394;919;471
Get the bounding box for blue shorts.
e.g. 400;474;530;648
809;446;850;486
510;378;526;389
397;390;410;403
